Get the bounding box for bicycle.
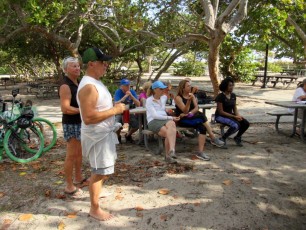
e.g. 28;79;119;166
0;90;44;163
2;90;57;153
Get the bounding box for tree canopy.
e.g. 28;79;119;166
0;0;305;93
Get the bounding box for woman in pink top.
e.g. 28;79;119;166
139;81;152;106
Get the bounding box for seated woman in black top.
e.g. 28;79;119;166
174;80;224;161
215;77;249;146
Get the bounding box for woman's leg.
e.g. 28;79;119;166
215;116;240;140
158;120;177;156
74;140;83;183
198;134;206;152
65;138;78;192
235;118;250;138
203;121;215;139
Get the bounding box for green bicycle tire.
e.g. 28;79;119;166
32;117;57;152
3;125;44;163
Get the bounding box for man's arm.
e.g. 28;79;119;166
130;90;140;107
78;84;125;125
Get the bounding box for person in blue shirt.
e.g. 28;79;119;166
114;78;140;143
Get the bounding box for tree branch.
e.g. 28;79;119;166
287;15;306;42
221;0;248;33
90;21;118;51
200;0;215;31
216;0;240;26
212;0;219;21
120;41;147;56
165;33;210;48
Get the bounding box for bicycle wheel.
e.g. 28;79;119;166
3;125;44;163
32;117;57;152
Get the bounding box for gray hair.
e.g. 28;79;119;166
62;57;79;74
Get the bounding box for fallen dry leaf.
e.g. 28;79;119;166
18;166;28;170
65;211;78;219
45;190;51;197
135;206;144;211
158;189;170;195
58;221;65;230
19;172;27;176
0;192;5;198
54;180;63;185
115;194;124;200
194;202;201;207
1;219;12;230
160;214;168;221
56;194;66;199
56;170;65;176
18;213;33;221
241;178;252;185
222;179;233;186
190;155;199;160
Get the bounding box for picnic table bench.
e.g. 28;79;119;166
252;75;298;88
280;69;296;75
28;83;59;99
270;75;298;88
265;101;306;142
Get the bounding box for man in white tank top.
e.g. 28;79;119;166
77;47;125;221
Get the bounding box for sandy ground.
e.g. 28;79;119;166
0;79;306;229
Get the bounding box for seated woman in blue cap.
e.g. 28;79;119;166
146;81;180;164
114;78;140;143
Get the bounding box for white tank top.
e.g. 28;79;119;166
77;76;114;130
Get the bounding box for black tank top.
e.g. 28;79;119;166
175;95;195;116
61;76;81;124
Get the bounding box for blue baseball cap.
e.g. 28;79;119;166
152;81;167;89
120;78;130;85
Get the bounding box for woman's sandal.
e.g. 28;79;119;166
74;177;90;185
64;188;84;198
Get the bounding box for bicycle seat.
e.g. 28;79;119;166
20;109;34;119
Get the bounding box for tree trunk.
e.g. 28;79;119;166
208;40;221;97
135;55;143;91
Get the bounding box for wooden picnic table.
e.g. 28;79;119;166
252;75;298;88
29;83;59;99
265;100;306;142
0;75;15;89
271;75;298;88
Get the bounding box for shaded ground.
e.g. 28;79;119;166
0;123;305;230
1;79;305;229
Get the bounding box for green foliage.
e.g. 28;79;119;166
101;78;118;96
231;49;258;82
173;61;205;77
0;66;10;74
172;52;205;77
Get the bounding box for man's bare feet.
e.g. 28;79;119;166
89;208;114;221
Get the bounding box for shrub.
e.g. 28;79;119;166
173;61;205;76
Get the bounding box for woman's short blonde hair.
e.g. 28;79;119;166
62;57;79;74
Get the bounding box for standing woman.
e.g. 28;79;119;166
59;57;85;196
215;77;249;146
146;81;180;164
